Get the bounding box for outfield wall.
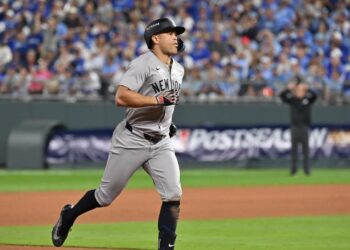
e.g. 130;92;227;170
1;100;350;167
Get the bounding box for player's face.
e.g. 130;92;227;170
156;31;178;55
294;84;307;98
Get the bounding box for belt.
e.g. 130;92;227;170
125;122;165;144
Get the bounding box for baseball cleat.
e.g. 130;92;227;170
52;204;73;247
158;226;177;250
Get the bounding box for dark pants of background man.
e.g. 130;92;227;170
290;125;310;175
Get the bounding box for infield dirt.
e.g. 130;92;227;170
1;184;350;226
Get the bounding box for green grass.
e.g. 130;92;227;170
0;216;349;250
0;168;349;249
0;168;350;192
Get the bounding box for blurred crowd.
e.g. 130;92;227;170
0;0;350;104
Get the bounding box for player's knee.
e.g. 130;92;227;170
96;196;113;207
99;199;112;207
95;188;114;207
163;188;182;202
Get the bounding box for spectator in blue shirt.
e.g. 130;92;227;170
274;0;296;33
295;44;311;70
325;48;344;79
99;50;119;98
260;8;278;34
190;39;211;65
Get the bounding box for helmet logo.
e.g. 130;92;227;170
146;22;160;31
168;18;176;26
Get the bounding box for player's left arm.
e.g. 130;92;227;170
305;86;318;104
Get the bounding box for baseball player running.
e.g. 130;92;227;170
52;17;186;250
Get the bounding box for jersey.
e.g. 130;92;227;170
279;89;318;126
118;51;184;136
95;52;184;205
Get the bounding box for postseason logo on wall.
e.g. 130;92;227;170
46;126;350;164
171;126;350;161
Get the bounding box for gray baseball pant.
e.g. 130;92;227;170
95;137;182;206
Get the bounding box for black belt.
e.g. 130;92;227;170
125;122;165;144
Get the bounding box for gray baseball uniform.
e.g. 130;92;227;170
51;17;185;250
95;51;184;206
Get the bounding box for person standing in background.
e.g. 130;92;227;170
280;76;318;175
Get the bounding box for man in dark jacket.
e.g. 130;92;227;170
280;77;318;175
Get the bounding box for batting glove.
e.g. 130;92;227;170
156;89;179;106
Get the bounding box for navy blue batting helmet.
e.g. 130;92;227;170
144;17;185;50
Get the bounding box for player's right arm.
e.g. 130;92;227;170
116;86;178;107
279;89;292;104
115;85;158;107
279;83;295;104
116;55;178;108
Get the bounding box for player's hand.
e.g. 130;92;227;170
169;123;177;138
156;89;179;106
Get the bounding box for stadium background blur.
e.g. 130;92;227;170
0;3;349;249
0;0;349;105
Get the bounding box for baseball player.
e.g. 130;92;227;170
52;17;186;250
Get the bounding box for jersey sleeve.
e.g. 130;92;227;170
279;89;293;104
306;89;318;105
118;59;148;92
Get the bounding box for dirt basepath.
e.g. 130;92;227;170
1;184;350;227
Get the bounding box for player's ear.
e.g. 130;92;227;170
151;34;160;47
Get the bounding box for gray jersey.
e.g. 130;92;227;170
118;51;184;136
54;18;185;249
95;51;184;206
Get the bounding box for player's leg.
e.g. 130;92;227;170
52;147;147;247
301;126;310;175
143;143;181;250
290;127;298;175
94;148;148;206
